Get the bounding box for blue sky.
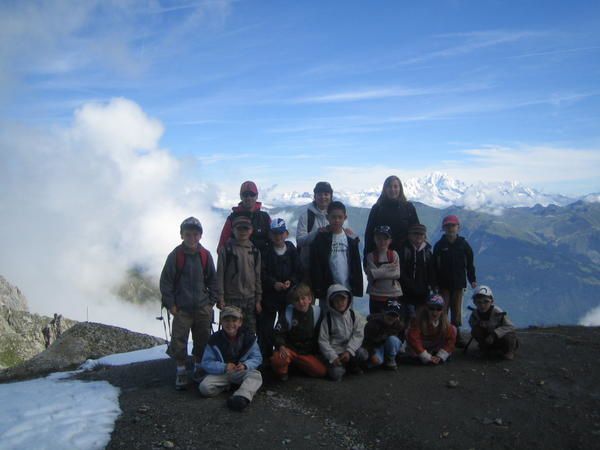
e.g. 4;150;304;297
2;0;600;195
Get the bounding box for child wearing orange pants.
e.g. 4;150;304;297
270;284;327;380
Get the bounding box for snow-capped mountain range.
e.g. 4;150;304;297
245;172;594;212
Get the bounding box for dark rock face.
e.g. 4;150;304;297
0;321;165;382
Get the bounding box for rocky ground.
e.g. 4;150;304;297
79;326;600;450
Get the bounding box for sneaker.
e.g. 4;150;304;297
384;357;398;371
227;395;250;412
175;372;188;390
348;364;363;375
503;351;515;361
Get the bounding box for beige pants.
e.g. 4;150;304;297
198;369;263;402
439;288;464;327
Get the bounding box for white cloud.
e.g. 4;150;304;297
579;305;600;326
0;98;222;336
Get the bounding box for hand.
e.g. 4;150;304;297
471;282;477;289
339;352;350;363
431;356;441;365
226;363;236;372
319;226;329;233
485;334;495;345
344;227;355;236
255;302;263;314
283;280;291;289
217;299;224;310
234;363;246;372
274;281;285;291
169;305;178;315
279;346;290;360
332;357;342;367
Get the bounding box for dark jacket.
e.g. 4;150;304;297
363;313;405;354
261;241;303;310
201;328;262;374
217;202;271;252
364;198;420;255
159;244;217;313
309;232;363;299
433;235;476;289
398;240;435;305
273;304;321;355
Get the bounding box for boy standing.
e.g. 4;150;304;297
271;283;327;380
433;214;476;346
160;217;217;390
309;201;363;309
259;218;302;358
199;306;263;411
319;284;368;381
217;214;262;334
468;286;518;360
399;223;435;314
364;225;402;314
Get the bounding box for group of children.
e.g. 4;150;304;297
159;180;518;411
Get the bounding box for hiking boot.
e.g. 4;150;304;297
227;395;250;412
503;351;515;361
384;357;398;371
192;367;205;383
455;332;467;348
348;364;363;375
175;372;188;390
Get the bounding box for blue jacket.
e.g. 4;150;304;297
200;329;262;374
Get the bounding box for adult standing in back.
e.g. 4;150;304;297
296;181;333;275
218;181;271;253
364;175;420;256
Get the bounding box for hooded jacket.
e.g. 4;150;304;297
159;244;217;313
216;238;262;302
296;201;329;268
364;198;420;255
318;284;366;364
469;305;515;339
309;231;363;299
200;328;262;374
217;202;271;252
398;239;435;304
433;235;476;289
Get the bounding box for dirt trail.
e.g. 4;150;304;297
80;327;600;450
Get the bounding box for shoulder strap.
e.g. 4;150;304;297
307;208;316;233
350;309;356;324
327;311;332;332
285;304;294;326
199;246;210;285
174;246;186;292
387;249;394;262
312;304;321;327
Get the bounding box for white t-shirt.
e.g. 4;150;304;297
329;231;349;289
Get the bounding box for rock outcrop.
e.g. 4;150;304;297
0;275;29;311
0;321;165;382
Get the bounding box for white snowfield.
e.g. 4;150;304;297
0;344;177;450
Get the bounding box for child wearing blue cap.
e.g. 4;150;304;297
258;218;302;359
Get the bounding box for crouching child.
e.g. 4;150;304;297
406;294;456;365
199;306;262;411
362;299;406;371
270;284;327;380
319;284;368;381
468;285;518;360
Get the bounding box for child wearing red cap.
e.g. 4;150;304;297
432;214;476;347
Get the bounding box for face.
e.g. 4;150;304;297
384;179;401;200
474;296;493;313
233;225;253;241
269;231;287;246
374;233;391;251
181;229;202;249
294;295;312;313
221;316;243;337
443;223;459;236
427;305;443;320
331;293;349;312
327;208;346;232
408;232;425;247
314;191;332;210
240;191;257;209
383;314;399;326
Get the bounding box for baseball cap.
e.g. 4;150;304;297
232;214;252;229
408;223;427;234
220;306;243;320
472;285;494;300
374;225;392;238
240;181;258;195
442;215;460;226
270;218;287;234
427;294;445;309
384;299;402;316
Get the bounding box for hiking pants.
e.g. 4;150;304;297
270;349;327;378
226;297;257;334
472;328;518;354
439;288;464;327
198;369;263;401
369;335;402;368
167;304;213;362
326;348;368;381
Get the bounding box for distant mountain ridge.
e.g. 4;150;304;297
246;172;594;212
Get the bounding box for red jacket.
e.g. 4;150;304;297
407;320;456;361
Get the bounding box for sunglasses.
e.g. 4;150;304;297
428;306;443;311
241;192;257;198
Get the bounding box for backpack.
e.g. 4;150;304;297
285;304;321;329
165;245;211;307
224;242;260;277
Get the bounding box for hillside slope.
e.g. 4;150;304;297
81;326;600;450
